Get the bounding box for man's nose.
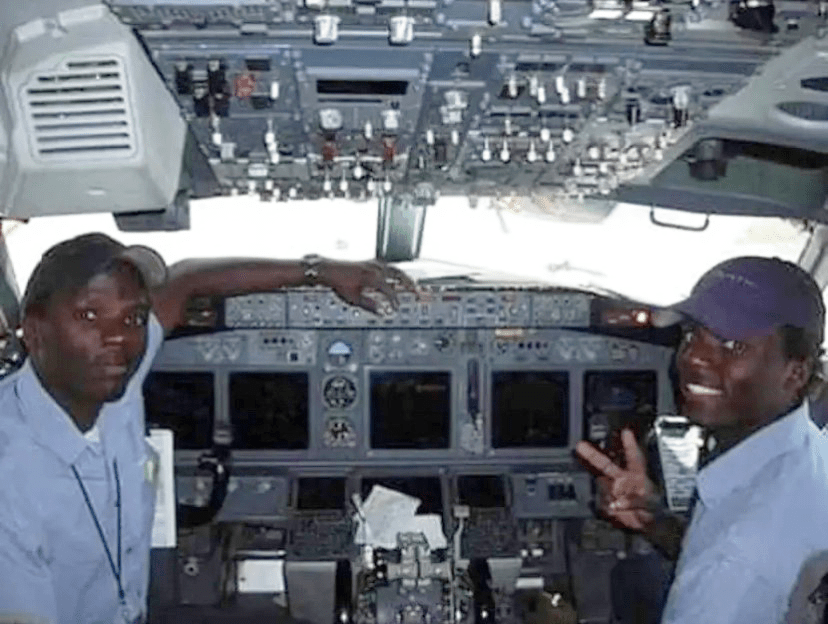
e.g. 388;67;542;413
101;319;127;344
682;330;716;367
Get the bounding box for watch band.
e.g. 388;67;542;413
301;254;324;284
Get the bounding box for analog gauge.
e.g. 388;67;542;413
323;416;357;448
323;375;357;409
327;340;353;366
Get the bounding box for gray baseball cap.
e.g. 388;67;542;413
22;232;167;313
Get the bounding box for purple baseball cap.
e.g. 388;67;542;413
654;256;825;342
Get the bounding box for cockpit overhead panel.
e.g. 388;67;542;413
3;0;828;224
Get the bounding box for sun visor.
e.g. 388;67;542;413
0;5;186;219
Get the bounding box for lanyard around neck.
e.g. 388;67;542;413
71;460;125;606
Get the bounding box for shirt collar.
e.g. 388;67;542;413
16;359;91;465
696;401;811;506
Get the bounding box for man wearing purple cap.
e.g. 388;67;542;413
576;256;828;624
0;233;415;624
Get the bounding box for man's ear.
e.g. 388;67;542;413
784;358;809;400
20;314;43;355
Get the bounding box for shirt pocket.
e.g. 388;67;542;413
47;473;111;567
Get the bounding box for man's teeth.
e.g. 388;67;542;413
687;383;722;396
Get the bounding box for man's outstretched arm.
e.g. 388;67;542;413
150;257;416;333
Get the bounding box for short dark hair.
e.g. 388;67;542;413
22;233;165;318
779;324;825;401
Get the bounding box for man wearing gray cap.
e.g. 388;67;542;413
576;256;828;624
0;233;414;624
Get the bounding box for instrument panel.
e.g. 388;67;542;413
148;286;675;520
146;287;685;622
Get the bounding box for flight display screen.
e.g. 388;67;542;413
583;371;658;415
369;371;451;450
583;370;658;456
458;475;507;508
229;372;309;449
297;477;347;511
143;371;215;449
491;371;569;448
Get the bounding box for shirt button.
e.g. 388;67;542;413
126;547;134;555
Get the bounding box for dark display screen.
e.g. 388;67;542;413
361;476;443;514
297;477;347;511
143;371;214;449
316;79;408;96
583;370;658;457
491;371;569;448
458;475;506;508
370;371;451;450
229;372;309;450
583;371;657;414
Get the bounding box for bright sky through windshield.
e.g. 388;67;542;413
416;200;810;305
2;196;811;309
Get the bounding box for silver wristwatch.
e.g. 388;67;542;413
300;254;324;284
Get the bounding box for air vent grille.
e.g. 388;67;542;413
23;58;135;159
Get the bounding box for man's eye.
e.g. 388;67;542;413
125;312;148;327
680;327;696;346
79;309;97;322
722;339;746;355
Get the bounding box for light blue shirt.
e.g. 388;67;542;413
661;401;828;624
0;314;163;624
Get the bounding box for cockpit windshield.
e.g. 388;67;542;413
3;197;813;309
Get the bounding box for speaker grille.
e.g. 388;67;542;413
24;58;135;159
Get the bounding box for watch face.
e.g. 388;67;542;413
301;255;323;281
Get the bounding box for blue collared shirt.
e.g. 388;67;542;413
0;314;163;624
661;401;828;624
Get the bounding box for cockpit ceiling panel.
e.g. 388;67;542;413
1;1;828;221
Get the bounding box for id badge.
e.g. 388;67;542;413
120;600;145;624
